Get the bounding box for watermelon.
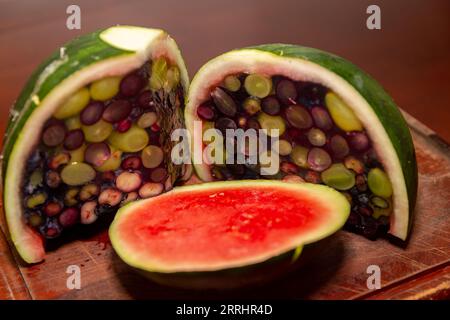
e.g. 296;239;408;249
1;26;189;263
185;44;418;241
109;180;350;288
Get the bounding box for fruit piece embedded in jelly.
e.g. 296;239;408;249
26;193;47;209
321;163;355;191
82;120;113;143
329;134;350;159
257;112;286;137
197;103;216;121
120;73;144;97
243;97;261;115
65;116;82;131
290;146;309;168
211;87;237;117
137;112;158;128
222;75;241;92
149;57;168;91
80;102;104;125
276;79;297;105
325;92;362;132
42;123;66;147
60;162;96;186
311;107;333;131
276;139;292;156
108;125;149;152
307;128;326;147
95;148;122;172
164;66;181;92
90;76;121;101
244;74;272;98
367;168;393;198
102;100;132;123
261;96;281;115
141;145;164;169
307;148;331;172
84;142;111;167
285;105;313;129
64;129;84;150
69;144;86;163
54;87;90;119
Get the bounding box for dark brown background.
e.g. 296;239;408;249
1;0;449;141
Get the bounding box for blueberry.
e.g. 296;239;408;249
357;193;370;205
40;218;62;239
349;186;359;197
297;82;327;107
96;205;114;216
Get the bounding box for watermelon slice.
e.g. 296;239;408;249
109;180;350;288
1;26;189;263
185;44;418;241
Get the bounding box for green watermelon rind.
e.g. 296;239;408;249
109;180;350;284
136;246;303;289
185;44;417;241
1;26;189;263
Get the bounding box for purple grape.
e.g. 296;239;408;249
102;100;132;123
59;208;80;227
307;148;331;172
197;102;216;120
122;156;142;170
285;105;313;129
64;129;84;150
84;142;111;167
247;117;261;130
329;134;350;159
311;106;333;131
80;101;104;125
215;117;237;134
42;123;66;147
348;131;370;151
261;96;281;115
276;79;297;105
211;87;237;117
116;119;132;133
120;73;144;97
150;167;168;183
138;90;154;110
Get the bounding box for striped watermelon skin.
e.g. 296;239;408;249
2;29;128;175
247;44;417;234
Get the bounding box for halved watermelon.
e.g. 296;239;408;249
185;44;418;241
109;180;350;288
1;26;189;263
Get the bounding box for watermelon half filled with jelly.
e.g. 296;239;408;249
185;44;418;242
1;26;190;263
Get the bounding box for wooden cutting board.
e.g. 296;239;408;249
0;112;449;300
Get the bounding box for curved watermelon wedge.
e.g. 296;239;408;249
1;26;189;263
109;180;350;288
185;44;418;241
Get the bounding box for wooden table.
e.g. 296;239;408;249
0;0;449;300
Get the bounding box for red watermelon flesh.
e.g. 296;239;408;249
110;181;350;273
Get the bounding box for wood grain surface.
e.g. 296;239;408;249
0;0;449;300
